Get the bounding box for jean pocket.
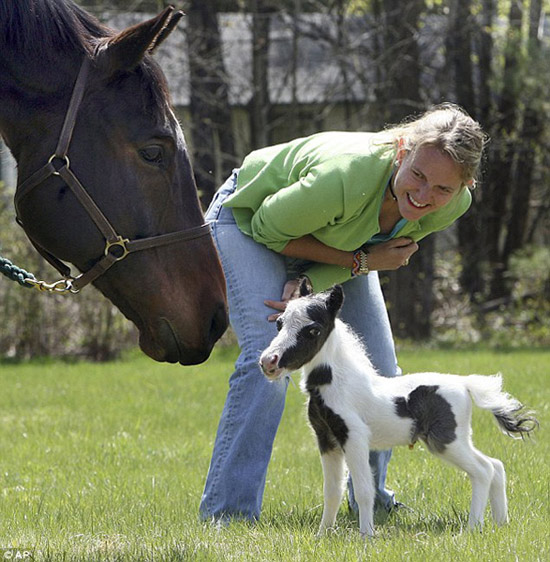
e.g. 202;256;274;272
206;192;237;225
216;205;237;225
206;171;239;223
205;190;223;221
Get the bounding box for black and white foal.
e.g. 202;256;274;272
259;284;537;538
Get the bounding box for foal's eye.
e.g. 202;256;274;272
308;326;321;337
139;144;164;164
276;318;283;332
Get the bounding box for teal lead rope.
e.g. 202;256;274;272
0;255;36;288
0;254;76;293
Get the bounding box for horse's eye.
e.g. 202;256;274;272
139;144;164;164
276;317;283;332
308;326;321;337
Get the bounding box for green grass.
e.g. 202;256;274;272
0;346;548;561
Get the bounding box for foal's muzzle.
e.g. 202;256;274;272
259;351;284;380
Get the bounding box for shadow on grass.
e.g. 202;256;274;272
261;501;468;539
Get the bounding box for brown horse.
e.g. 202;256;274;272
0;1;228;365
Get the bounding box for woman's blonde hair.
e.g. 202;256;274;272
380;103;488;187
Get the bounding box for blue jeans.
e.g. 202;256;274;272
199;171;400;522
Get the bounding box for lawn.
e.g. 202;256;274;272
0;346;547;561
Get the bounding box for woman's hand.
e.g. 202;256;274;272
366;237;419;270
264;278;302;322
263;238;417;321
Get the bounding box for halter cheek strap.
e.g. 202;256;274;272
15;57;211;294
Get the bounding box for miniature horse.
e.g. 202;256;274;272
260;284;537;537
0;1;227;364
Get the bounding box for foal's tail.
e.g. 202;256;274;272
464;374;539;439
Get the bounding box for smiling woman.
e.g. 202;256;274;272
199;103;487;525
390;145;464;222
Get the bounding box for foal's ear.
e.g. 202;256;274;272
299;277;313;297
99;7;183;75
326;285;344;316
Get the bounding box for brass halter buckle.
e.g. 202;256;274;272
104;236;130;261
24;277;79;294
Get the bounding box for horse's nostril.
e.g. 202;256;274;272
208;302;228;346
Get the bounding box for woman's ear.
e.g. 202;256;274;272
395;137;408;166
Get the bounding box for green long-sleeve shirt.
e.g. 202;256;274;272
224;131;471;291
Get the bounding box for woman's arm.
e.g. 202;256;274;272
264;235;420;320
279;235;354;268
279;234;419;271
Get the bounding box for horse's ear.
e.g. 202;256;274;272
326;285;344;316
150;8;184;53
100;7;183;75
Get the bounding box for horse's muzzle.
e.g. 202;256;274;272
140;303;228;365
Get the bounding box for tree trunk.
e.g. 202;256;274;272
478;0;495;126
377;0;432;340
186;0;234;206
378;0;424;122
384;236;435;340
447;0;476;111
501;0;543;266
447;0;484;300
485;0;524;298
335;0;353;129
249;1;272;148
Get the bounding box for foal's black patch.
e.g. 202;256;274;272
279;302;336;371
308;389;348;454
306;364;333;391
394;385;457;453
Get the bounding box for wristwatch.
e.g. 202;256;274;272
358;249;370;275
352;248;370;277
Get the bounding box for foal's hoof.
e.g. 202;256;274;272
316;526;336;539
360;530;375;540
360;525;375;540
494;515;509;527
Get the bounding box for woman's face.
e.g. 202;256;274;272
393;144;464;221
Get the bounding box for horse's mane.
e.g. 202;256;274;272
0;0;172;113
0;0;111;57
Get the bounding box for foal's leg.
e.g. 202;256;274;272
437;440;495;529
488;457;508;525
318;448;347;533
344;431;376;538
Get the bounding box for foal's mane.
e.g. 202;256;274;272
0;0;110;57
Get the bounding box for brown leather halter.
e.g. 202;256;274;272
15;57;211;294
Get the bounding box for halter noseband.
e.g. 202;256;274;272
15;57;211;294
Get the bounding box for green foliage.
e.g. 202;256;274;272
509;245;550;293
0;347;547;560
433;248;550;348
497;246;550;344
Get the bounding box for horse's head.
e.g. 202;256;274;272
0;3;228;365
259;283;344;380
